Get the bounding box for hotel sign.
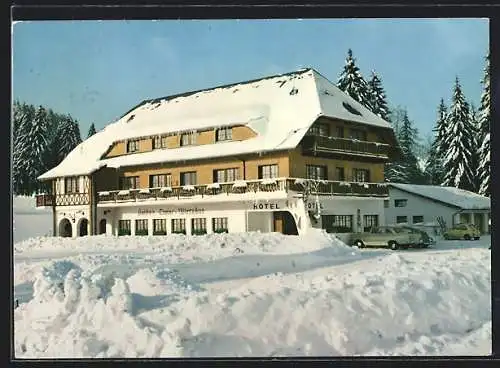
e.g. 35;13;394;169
137;207;205;215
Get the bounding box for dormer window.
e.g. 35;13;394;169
152;135;168;149
216;127;232;142
181;132;196;146
127;139;139;153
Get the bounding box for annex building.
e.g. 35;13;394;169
36;68;399;237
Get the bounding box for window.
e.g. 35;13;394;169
350;129;367;141
396;216;408;224
352;168;370;182
394;199;408;208
412;215;424;224
65;176;79;193
384;200;389;208
364;215;379;232
306;165;327;180
171;219;186;234
150;174;172;188
152;136;168;149
191;218;207;235
308;123;329;136
153;219;167;235
258;164;279;179
180;171;197;186
321;215;353;233
127;139;140;153
118;220;131;236
216;127;232;142
213;217;229;233
335;167;345;181
135;219;148;236
336;126;344;138
181;132;196;146
213;168;239;183
119;176;140;190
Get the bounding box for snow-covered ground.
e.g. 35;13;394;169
13;195;52;243
13;197;492;358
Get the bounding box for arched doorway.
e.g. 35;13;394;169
59;219;72;238
99;219;107;235
79;218;89;236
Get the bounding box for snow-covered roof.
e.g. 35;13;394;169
39;68;393;180
388;183;490;210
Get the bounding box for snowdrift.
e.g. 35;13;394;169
14;231;491;358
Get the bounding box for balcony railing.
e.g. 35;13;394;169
35;193;54;207
97;177;388;204
302;135;390;158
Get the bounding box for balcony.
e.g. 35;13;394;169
97;177;388;204
301;135;391;160
35;193;54;208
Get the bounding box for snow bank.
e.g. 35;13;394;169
14;233;491;357
14;229;349;259
13;196;52;243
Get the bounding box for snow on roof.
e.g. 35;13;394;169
313;71;391;129
39;68;392;180
388;183;490;210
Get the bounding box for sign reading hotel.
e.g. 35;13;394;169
137;207;205;215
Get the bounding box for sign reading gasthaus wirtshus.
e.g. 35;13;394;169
36;68;396;237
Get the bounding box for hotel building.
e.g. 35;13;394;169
36;68;399;237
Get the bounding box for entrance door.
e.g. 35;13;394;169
79;219;89;236
273;212;284;233
273;211;299;235
99;219;107;235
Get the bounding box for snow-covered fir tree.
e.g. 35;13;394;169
478;54;490;197
425;99;448;185
53;115;82;166
337;49;371;110
14;106;49;194
87;123;97;138
468;102;481;192
384;109;424;184
366;70;390;121
442;77;476;192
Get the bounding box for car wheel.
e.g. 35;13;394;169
474;237;480;240
389;241;399;250
464;234;471;241
354;240;365;249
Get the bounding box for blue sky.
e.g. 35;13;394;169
12;19;488;139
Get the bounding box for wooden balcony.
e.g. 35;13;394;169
35;193;54;207
301;135;391;160
97;177;388;204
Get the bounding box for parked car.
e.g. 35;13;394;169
351;225;431;250
443;223;480;240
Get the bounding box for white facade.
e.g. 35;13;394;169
385;186;490;234
52;192;387;238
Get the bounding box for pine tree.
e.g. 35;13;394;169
442;77;476;192
366;71;390;121
384;109;423;183
87;123;97;138
15;105;49;194
53;115;82;166
425;99;448;185
478;54;490;197
337;49;371;109
13;103;38;195
468;102;481;192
